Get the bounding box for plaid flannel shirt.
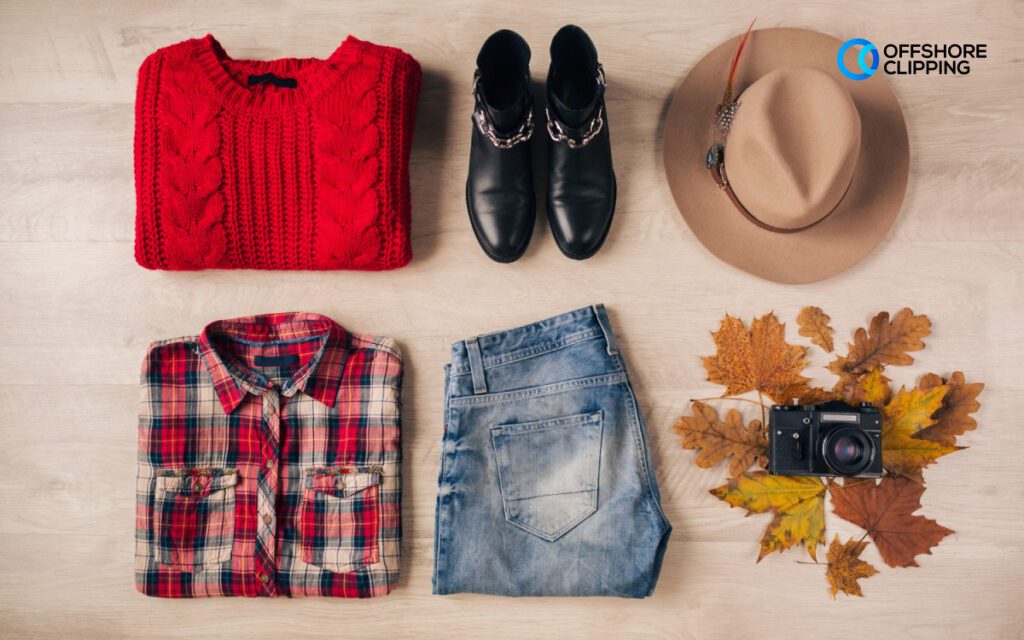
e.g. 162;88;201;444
135;313;402;597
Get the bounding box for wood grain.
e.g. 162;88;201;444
1;0;1022;638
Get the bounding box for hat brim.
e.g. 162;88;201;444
663;28;909;284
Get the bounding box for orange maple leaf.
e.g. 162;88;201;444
703;313;809;404
830;476;953;568
825;536;878;598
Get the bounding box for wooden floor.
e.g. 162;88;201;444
1;1;1022;638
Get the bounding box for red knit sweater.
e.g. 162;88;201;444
134;35;421;270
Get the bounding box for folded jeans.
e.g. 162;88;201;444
432;304;671;597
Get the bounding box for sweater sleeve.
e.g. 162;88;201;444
133;50;164;269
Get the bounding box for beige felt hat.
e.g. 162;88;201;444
663;27;909;284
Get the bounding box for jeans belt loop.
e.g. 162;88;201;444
465;338;488;395
593;303;620;356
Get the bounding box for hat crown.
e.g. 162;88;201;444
725;66;862;230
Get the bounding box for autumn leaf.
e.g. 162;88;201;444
825;536;878;598
834;368;892;407
829;309;931;379
883;385;960;475
860;369;893;406
703;313;809;404
830;476;953;568
710;472;826;561
797;306;834;352
673;401;767;476
775;383;838;406
915;371;984;446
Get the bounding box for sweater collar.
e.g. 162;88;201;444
192;34;362;112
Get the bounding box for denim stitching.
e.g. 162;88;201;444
449;329;602;376
489;411;602;436
449;372;628;407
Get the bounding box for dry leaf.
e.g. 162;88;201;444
775;383;838;406
829;309;931;379
710;472;826;561
830;476;953;568
883;385;960;475
673;401;767;476
835;368;892;406
703;313;809;404
915;371;984;446
860;369;893;406
825;536;878;598
797;306;834;352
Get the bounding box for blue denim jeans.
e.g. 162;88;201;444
432;304;671;597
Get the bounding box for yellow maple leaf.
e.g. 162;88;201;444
825;536;878;598
703;313;809;404
710;472;826;561
882;385;960;475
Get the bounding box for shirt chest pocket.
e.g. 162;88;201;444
300;467;382;573
152;468;238;570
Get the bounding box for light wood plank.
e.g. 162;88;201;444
1;0;1022;638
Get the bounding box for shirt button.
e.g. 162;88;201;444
265;460;275;470
259;573;270;584
192;482;203;492
263;513;273;525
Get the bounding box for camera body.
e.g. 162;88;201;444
768;400;882;477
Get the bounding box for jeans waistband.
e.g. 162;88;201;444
449;304;619;379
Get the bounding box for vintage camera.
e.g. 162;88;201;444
768;401;882;477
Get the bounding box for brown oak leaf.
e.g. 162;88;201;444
673;401;767;476
830;476;953;568
825;536;878;598
710;472;826;561
883;385;960;475
914;371;984;446
797;306;834;352
703;313;809;404
828;309;931;379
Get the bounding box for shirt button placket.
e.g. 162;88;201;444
256;390;281;595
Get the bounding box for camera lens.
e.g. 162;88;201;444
832;436;861;463
821;427;874;476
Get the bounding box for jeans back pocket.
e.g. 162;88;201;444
153;468;238;570
490;411;603;541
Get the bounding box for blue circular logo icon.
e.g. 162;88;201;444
837;38;879;80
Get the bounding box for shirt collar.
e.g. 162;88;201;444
197;312;348;414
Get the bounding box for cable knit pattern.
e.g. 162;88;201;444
315;46;382;268
133;35;421;271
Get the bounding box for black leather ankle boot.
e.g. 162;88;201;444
466;30;536;263
545;25;616;260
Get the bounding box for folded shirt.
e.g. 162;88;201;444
134;312;403;597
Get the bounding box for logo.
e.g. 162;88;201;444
837;38;879;80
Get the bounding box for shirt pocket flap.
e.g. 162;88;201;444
155;468;240;498
305;467;381;499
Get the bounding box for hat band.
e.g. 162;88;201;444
706;144;849;234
